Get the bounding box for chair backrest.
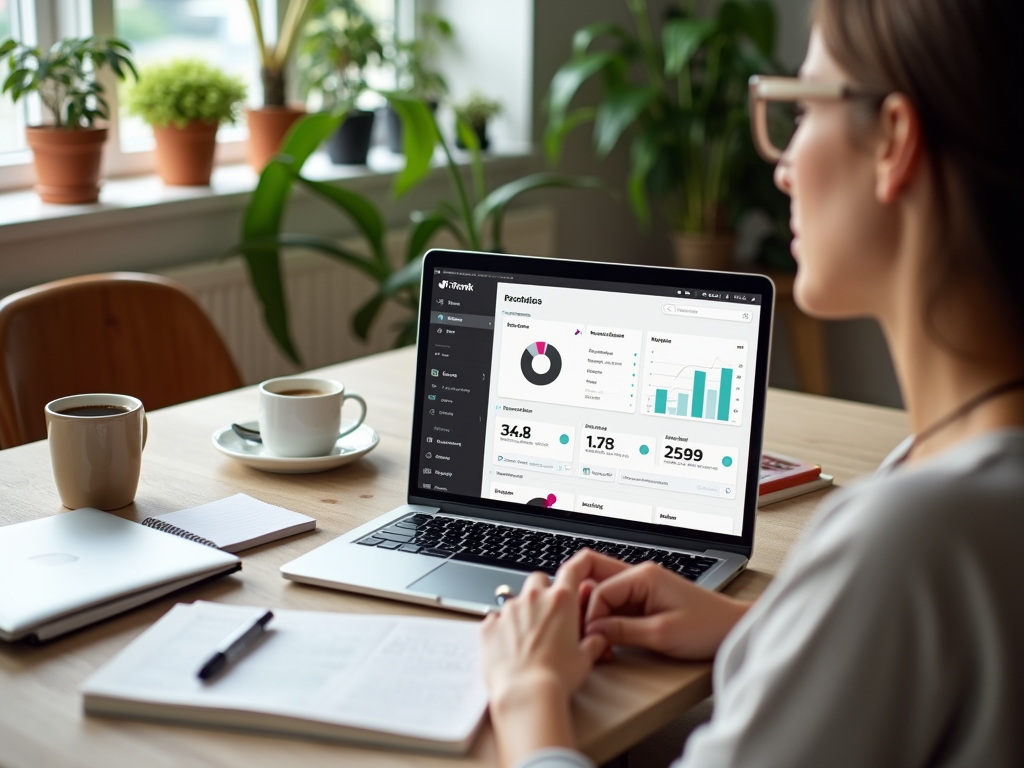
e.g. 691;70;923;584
0;272;242;448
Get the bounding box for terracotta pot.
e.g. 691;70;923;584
25;127;108;204
246;105;305;171
671;232;736;271
153;121;219;186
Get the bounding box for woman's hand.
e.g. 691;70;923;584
567;550;751;660
481;568;608;767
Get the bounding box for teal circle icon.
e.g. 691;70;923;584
639;444;650;456
559;434;569;445
722;456;733;467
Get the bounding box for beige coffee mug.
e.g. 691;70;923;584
45;394;148;510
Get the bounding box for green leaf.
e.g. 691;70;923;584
745;0;777;59
717;1;749;34
407;210;459;263
571;22;632;56
542;106;597;165
0;40;16;58
237;240;300;364
352;293;386;341
232;234;383;281
234;113;345;365
593;86;656;157
275;109;346;172
380;257;423;296
295;177;386;264
628;130;659;226
662;18;715;76
474;173;607;252
381;92;438;197
545;51;619;139
454;115;485;202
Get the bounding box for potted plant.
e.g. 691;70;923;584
0;36;136;204
245;0;313;171
453;91;501;151
229;99;605;361
297;0;383;165
124;59;246;186
383;12;453;153
544;0;784;270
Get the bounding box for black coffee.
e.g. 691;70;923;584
277;389;327;397
57;405;130;417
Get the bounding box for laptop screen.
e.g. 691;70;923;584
410;251;773;550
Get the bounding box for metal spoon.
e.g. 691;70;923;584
231;423;263;443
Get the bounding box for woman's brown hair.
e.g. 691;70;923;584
813;0;1023;345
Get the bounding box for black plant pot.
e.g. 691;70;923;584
326;109;376;165
384;100;438;154
455;122;490;151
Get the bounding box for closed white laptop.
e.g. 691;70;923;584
0;507;241;643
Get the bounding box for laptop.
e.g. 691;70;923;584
0;507;241;643
282;249;774;613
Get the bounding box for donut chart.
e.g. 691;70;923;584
527;494;558;508
520;341;562;386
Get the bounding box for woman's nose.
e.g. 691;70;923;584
774;158;793;195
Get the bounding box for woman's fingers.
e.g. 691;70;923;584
585;614;675;652
558;549;631;587
579;632;609;664
584;562;664;626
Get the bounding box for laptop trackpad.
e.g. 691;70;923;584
408;562;530;607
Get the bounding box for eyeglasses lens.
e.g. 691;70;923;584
764;100;799;156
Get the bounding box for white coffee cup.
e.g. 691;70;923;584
258;377;367;458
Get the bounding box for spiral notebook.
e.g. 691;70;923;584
142;494;316;553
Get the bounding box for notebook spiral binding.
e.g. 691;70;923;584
141;518;221;550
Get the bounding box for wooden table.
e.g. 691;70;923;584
0;348;910;768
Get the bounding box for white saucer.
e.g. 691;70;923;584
211;420;379;474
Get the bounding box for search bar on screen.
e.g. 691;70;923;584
662;304;753;322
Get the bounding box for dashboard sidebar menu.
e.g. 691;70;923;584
421;274;498;495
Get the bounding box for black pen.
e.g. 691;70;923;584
197;609;274;681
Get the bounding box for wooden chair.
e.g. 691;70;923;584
0;272;242;449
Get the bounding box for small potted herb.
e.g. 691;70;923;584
453;91;501;151
297;0;383;164
125;59;247;186
0;36;136;204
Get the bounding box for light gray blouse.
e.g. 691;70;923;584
514;430;1024;768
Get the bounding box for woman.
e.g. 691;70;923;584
481;0;1024;766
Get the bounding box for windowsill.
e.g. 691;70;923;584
0;143;536;245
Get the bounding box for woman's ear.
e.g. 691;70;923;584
875;93;924;203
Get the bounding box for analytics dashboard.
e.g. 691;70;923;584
416;266;764;539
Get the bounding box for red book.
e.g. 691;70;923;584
759;451;822;495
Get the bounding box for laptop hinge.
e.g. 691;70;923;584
407;496;752;558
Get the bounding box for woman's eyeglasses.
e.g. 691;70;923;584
748;75;887;162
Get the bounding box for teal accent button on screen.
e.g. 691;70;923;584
639;444;650;455
559;434;569;445
722;456;733;467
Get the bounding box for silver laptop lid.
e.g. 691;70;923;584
407;250;774;557
0;508;240;638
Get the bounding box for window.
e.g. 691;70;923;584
0;0;399;187
0;0;32;158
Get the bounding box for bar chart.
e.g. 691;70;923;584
641;332;748;426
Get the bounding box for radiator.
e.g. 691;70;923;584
162;206;555;385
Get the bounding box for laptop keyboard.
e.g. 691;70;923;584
357;514;719;581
